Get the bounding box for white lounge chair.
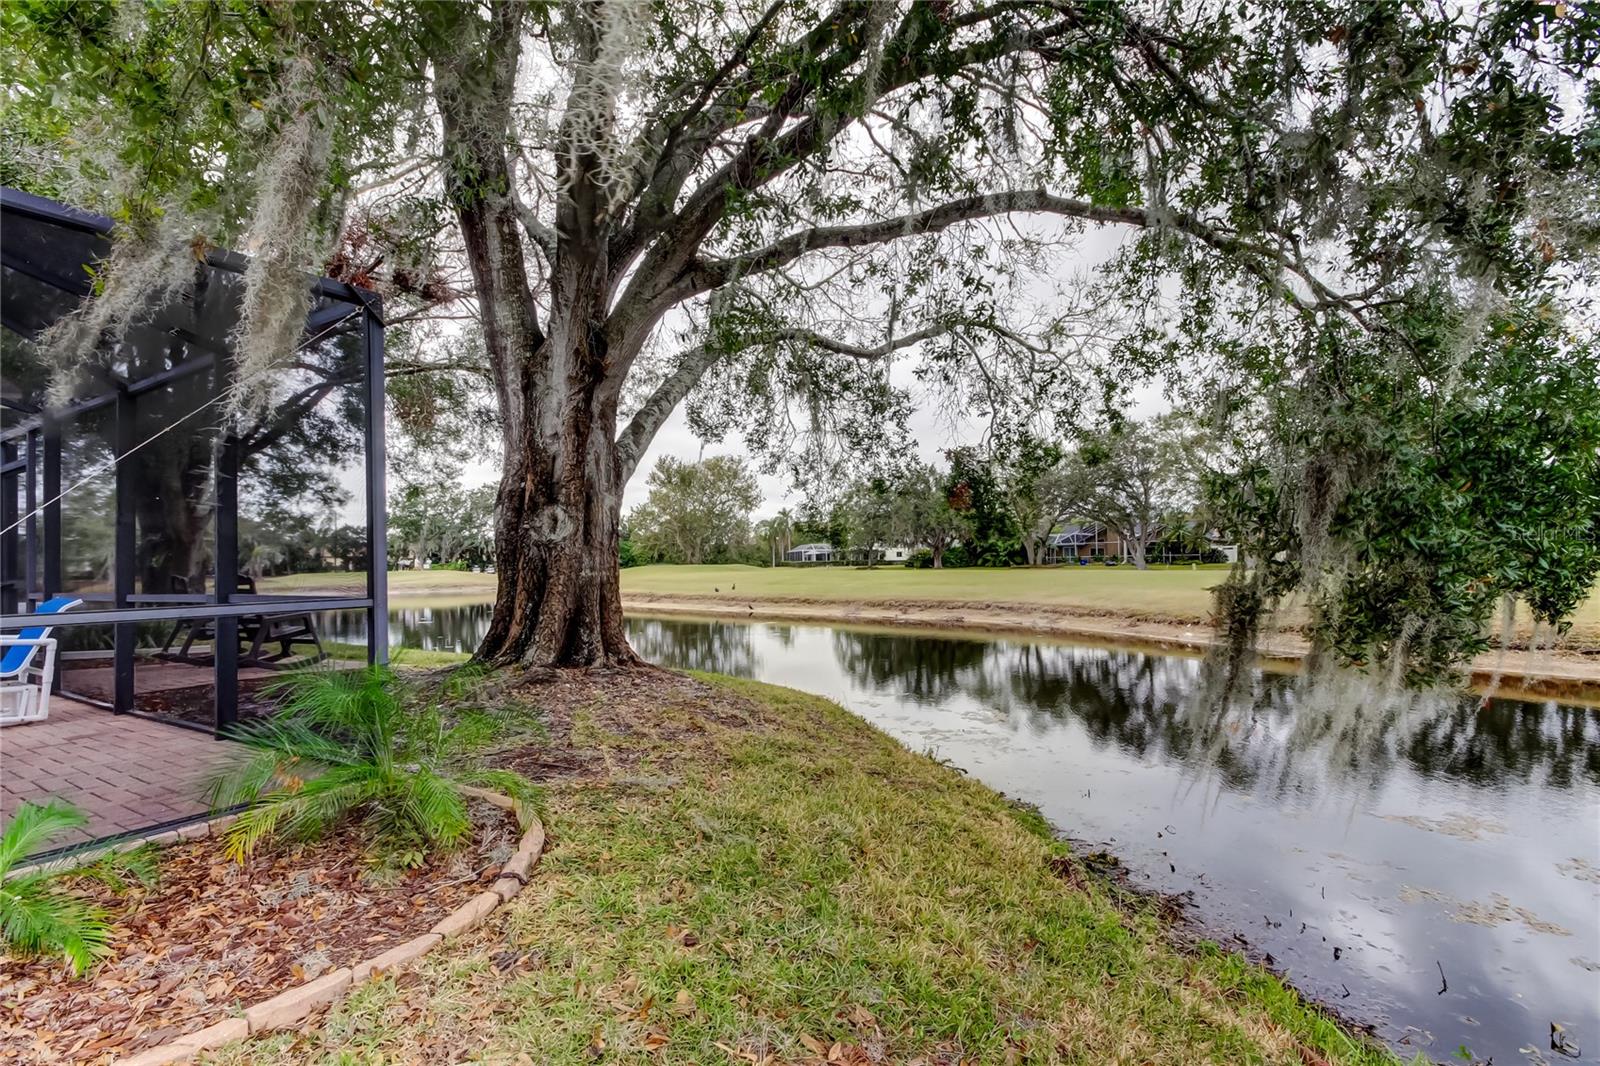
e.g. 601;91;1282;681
0;596;82;726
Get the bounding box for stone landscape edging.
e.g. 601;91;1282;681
111;787;545;1066
10;813;242;881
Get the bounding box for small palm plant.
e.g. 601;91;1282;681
1;800;155;975
209;665;535;864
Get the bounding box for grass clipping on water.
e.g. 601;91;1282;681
227;673;1406;1066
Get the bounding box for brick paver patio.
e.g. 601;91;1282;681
0;698;234;849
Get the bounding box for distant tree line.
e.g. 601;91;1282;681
776;414;1220;571
386;414;1219;574
384;451;497;571
613;415;1224;571
238;516;371;579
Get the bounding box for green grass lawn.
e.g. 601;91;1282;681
223;672;1406;1065
324;639;471;668
261;569;499;593
621;563;1600;645
261;563;1598;646
621;563;1231;621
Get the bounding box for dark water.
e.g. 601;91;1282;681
333;603;1600;1064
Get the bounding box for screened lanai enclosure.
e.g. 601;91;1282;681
0;186;387;741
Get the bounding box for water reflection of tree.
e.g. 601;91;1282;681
1404;698;1600;789
828;630;990;703
333;606;1598;796
828;630;1219;761
626;618;757;676
389;604;495;654
824;627;1596;795
969;641;1275;795
1007;645;1206;758
1189;668;1600;799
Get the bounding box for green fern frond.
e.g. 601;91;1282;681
279;769;388;843
0;799;88;877
394;770;470;848
210;665;542;864
219;799;295;864
75;844;159;893
224;714;365;768
274;665;404;746
0;801;115;976
205;745;297;813
220;767;385;862
0;879;111;975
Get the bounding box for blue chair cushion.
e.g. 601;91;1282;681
0;596;81;677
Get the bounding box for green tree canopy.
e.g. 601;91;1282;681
627;455;761;565
5;0;1596;679
1070;414;1197;571
891;462;970;569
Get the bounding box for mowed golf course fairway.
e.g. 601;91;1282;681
620;564;1600;648
622;563;1230;621
262;565;1600;648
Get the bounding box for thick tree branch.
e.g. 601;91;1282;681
678;190;1334;317
388;359;495;381
614;317;1002;481
429;1;542;447
612;2;867;264
754;324;950;360
512;192;558;263
609;10;1112;350
615;345;724;482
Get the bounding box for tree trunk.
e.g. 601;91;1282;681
433;18;644;671
131;451;211;596
474;331;639;668
470;251;644;669
1128;534;1148;570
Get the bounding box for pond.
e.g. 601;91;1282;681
331;601;1600;1064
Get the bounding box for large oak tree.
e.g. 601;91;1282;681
4;0;1596;677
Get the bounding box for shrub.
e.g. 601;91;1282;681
0;800;155;976
432;560;471;571
619;539;640;568
209;666;537;865
942;544;971;568
905;548;934;569
973;535;1022;567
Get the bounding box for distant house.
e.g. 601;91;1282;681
1043;523;1124;562
783;542;920;565
1042;522;1160;563
1045;520;1238;564
1204;530;1239;564
785;542;836;563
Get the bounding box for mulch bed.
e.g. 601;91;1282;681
127;674;282;727
0;800;518;1065
57;668;285;727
